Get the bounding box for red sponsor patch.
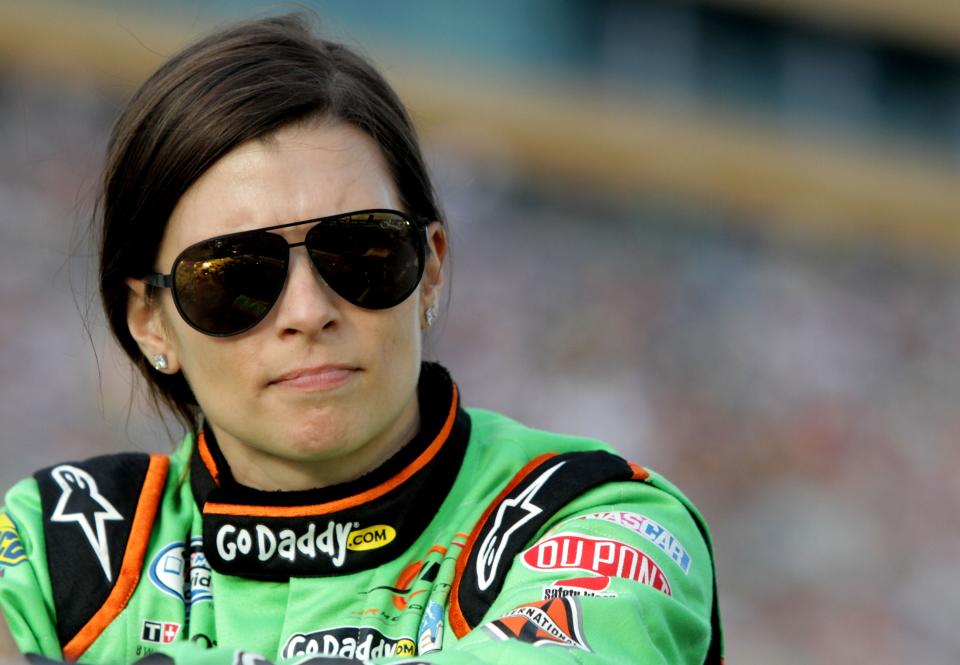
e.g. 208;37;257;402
484;598;589;650
522;533;672;596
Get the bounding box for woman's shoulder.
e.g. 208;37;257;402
2;436;194;546
460;407;710;541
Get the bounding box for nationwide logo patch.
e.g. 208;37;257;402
149;537;213;606
522;532;672;596
0;514;27;568
569;511;692;574
281;627;416;660
484;598;590;650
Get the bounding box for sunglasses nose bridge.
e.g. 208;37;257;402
276;240;340;315
286;239;321;283
272;242;340;335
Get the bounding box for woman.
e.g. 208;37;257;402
0;14;723;665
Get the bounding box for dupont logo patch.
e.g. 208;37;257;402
570;511;692;574
522;532;672;596
484;598;590;650
0;514;27;568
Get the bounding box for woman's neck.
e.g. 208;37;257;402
210;398;421;492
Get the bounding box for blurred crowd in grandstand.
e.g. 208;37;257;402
2;2;959;664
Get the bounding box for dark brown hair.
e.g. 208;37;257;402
98;13;443;431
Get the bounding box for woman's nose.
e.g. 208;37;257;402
270;247;341;337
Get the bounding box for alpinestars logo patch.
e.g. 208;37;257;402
475;461;566;591
484;597;590;651
48;465;123;581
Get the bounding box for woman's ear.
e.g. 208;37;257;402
421;222;447;322
126;278;181;374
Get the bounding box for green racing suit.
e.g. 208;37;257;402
0;363;724;664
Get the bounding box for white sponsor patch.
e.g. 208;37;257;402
475;461;566;591
141;620;181;644
417;601;444;654
216;521;355;568
484;598;590;651
568;511;692;574
49;465;123;581
281;627;416;660
149;537;213;606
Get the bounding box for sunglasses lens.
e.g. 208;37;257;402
307;212;423;309
173;233;288;335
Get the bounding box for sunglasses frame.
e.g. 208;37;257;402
144;208;431;337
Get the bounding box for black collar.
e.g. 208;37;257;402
190;362;471;580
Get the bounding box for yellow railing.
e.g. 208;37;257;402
706;0;960;57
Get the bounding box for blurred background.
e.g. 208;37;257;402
1;1;959;663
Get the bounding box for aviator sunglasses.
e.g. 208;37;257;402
145;209;429;336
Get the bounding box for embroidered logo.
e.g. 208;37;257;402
568;511;692;574
141;620;181;644
49;465;123;581
281;627;416;660
347;524;396;551
417;601;444;654
148;537;213;607
0;514;27;568
215;521;356;568
484;597;590;650
475;461;566;591
522;532;672;596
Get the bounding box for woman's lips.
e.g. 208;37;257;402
269;365;359;390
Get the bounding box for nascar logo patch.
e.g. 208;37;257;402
569;511;692;574
0;513;27;567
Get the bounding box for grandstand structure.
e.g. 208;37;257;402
2;0;958;260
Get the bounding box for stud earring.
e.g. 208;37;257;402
425;305;439;329
152;354;168;372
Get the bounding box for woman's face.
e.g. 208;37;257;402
127;121;445;490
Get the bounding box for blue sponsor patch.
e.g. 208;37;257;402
568;511;692;574
417;601;444;654
149;537;212;606
0;513;27;568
